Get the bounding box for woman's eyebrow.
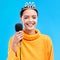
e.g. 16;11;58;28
23;15;37;17
32;15;36;16
24;15;29;17
24;15;29;16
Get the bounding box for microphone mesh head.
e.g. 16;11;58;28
15;23;23;32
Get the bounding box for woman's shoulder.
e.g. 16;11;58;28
40;33;52;45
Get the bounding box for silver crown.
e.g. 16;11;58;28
24;2;36;8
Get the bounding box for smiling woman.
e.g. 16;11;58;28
20;8;38;34
7;2;54;60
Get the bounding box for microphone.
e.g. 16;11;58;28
15;23;23;60
15;23;23;32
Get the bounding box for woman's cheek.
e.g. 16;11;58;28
24;19;29;23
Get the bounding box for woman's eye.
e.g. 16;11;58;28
32;16;36;19
24;16;28;19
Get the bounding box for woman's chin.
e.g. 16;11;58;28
25;28;35;31
24;25;35;31
25;27;35;31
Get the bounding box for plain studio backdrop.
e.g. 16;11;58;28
0;0;60;60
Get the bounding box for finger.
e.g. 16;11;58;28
16;34;23;38
17;36;23;42
17;35;23;39
16;31;23;34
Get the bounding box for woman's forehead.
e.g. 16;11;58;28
22;9;37;16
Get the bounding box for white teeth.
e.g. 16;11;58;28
27;24;33;27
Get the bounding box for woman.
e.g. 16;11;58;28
7;2;54;60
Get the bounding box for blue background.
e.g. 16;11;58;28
0;0;60;60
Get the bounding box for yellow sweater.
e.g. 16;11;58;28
7;30;54;60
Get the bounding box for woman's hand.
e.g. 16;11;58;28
11;31;23;54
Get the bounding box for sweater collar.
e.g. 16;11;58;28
23;30;40;41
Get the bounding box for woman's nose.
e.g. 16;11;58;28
29;17;33;21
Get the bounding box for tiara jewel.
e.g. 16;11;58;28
24;2;36;8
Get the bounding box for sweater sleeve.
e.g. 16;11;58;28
47;36;54;60
7;37;19;60
50;46;54;60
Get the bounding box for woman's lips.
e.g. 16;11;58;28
26;22;35;27
27;24;33;27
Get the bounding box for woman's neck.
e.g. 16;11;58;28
23;29;35;35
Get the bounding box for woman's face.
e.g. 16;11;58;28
21;9;38;31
